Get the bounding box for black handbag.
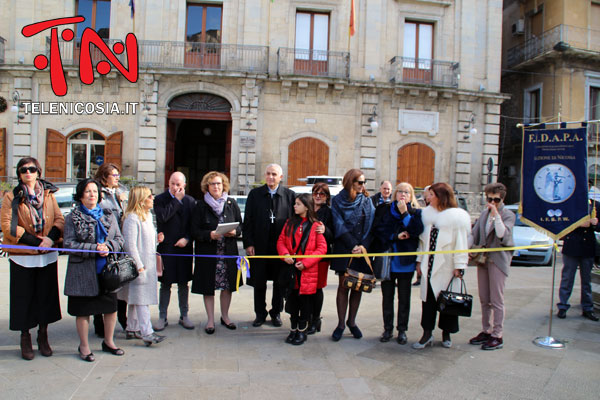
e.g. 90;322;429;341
437;277;473;317
99;253;139;293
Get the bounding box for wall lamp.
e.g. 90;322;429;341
463;113;477;139
367;106;379;133
11;91;25;123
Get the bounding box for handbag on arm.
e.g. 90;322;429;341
99;253;139;293
343;245;376;293
437;277;473;317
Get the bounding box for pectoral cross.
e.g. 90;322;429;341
269;210;276;223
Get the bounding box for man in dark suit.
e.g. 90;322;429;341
243;164;295;327
557;194;600;321
371;180;393;207
154;171;196;330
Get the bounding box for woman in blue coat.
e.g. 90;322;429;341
374;183;423;345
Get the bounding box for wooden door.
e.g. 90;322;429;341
45;129;67;181
287;137;329;186
0;128;6;181
105;131;122;169
165;119;176;188
397;143;434;188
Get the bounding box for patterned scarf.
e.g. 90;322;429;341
331;189;375;243
80;203;109;273
204;191;228;215
22;181;44;233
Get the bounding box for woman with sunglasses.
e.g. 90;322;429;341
373;183;424;345
1;157;64;360
413;182;471;349
309;183;334;334
121;186;166;346
330;169;375;341
92;163;128;338
468;183;515;350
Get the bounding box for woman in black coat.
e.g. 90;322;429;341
191;172;242;334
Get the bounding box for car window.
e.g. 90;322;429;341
54;187;75;208
235;197;246;213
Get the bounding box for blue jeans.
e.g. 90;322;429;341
557;254;594;312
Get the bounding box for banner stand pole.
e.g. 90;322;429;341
533;239;565;349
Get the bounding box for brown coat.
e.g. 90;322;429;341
1;183;65;255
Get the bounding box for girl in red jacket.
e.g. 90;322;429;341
277;193;327;345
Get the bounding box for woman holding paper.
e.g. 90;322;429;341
191;171;242;334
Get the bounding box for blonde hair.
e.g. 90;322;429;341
124;186;152;222
200;171;230;194
393;182;420;209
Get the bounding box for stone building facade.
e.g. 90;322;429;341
500;0;600;204
0;0;505;198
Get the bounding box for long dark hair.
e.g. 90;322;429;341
284;193;318;237
429;182;457;210
342;168;369;200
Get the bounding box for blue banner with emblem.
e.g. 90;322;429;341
520;126;589;240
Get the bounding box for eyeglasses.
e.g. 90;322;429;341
111;174;120;178
19;166;37;174
486;197;502;203
208;182;223;186
397;190;410;195
313;192;327;197
355;180;366;185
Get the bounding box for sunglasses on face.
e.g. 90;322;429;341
313;192;327;197
486;197;502;203
111;174;120;178
355;180;366;185
19;166;37;174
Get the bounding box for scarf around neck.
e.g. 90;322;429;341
204;191;228;215
22;181;44;233
331;189;375;242
80;203;109;273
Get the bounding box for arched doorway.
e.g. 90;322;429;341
397;143;435;188
287;137;329;186
166;93;232;198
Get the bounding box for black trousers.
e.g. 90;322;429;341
312;288;324;319
9;260;61;331
286;289;313;328
381;271;414;332
420;281;459;334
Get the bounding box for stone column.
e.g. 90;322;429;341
138;75;158;190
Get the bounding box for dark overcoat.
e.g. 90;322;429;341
154;190;196;285
242;184;295;285
191;196;242;295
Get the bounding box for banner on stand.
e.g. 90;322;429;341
520;126;589;240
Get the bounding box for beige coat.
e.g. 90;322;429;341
417;206;471;302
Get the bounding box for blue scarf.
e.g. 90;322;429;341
80;204;109;273
331;189;375;243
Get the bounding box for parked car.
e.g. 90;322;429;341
53;182;78;216
505;204;554;265
289;175;344;196
229;195;247;239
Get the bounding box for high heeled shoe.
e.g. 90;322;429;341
346;321;362;339
412;334;434;349
78;346;95;362
331;326;345;342
102;341;125;356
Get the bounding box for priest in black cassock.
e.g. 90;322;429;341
243;163;295;327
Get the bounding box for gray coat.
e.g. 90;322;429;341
471;205;516;277
63;207;124;297
120;212;158;305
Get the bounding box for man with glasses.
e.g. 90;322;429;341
469;183;515;350
153;171;196;331
243;164;295;327
371;181;393;207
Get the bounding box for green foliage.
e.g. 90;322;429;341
118;175;139;190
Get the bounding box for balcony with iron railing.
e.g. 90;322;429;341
0;36;5;64
388;56;460;88
277;48;350;79
48;38;269;74
507;24;600;68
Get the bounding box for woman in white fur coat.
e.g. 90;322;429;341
412;182;471;349
121;186;165;346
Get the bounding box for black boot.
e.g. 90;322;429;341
20;331;34;360
93;314;105;338
37;324;52;357
286;319;298;344
307;317;322;335
292;321;308;345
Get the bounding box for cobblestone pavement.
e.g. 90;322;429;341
0;255;598;399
